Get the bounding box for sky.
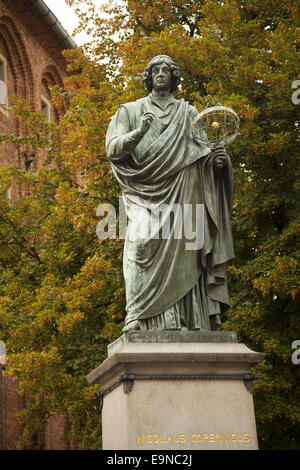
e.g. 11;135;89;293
43;0;89;46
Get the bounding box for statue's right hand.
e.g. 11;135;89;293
138;112;155;135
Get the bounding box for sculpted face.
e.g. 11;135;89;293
151;61;172;92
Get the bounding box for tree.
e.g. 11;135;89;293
0;62;125;448
0;0;299;449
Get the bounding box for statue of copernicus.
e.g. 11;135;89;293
106;55;234;332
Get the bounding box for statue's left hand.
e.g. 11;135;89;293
212;144;228;171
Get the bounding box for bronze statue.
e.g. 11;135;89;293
106;55;234;332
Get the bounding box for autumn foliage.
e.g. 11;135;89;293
0;0;299;449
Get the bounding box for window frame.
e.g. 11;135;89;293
0;54;8;115
1;186;12;200
41;94;51;121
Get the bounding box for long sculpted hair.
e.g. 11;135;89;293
142;55;182;93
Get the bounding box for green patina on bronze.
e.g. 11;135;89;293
106;56;234;332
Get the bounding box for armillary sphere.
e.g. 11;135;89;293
192;100;240;149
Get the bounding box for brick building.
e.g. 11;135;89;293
0;0;76;199
0;0;79;449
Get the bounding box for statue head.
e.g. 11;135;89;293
142;55;182;93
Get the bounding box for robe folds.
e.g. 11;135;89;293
106;95;235;330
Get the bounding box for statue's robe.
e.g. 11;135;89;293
106;94;234;330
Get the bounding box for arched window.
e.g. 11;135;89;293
41;67;63;124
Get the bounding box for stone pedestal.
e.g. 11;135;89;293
86;331;265;450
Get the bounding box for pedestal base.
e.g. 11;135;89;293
86;331;265;450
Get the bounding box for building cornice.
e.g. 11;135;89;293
26;0;77;50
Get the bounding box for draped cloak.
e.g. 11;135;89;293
106;95;235;330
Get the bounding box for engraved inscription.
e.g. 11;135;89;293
136;432;251;444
